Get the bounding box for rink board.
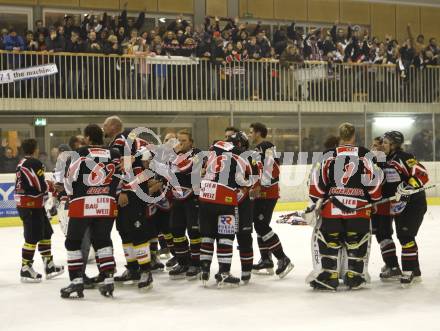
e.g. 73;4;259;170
2;198;440;228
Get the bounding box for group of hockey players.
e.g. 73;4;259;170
13;118;429;297
14;117;294;298
307;123;428;290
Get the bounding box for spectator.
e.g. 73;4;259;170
3;28;26;51
25;31;38;51
0;147;19;173
46;27;66;52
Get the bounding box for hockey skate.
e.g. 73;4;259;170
43;256;64;280
275;256;294;279
200;271;210;287
165;256;178;270
241;272;251;285
151;254;165;272
60;279;84;299
169;264;189;280
252;258;274;275
379;265;402;281
215;272;240;288
186;265;201;281
20;263;42;283
114;267;140;285
400;270;422;288
344;271;367;290
138;271;153;292
98;274;115;297
310;271;339;291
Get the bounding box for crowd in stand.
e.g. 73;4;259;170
0;6;440;101
1;4;439;66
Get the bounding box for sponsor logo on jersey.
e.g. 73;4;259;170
406;158;417;167
88;148;111;159
83;196;112;217
329;187;364;196
86;187;110;195
336;146;359;156
200;181;217;200
37;169;44;177
225;196;232;203
331;196;357;216
218;215;235;235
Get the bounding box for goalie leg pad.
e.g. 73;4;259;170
317;231;341;272
345;232;370;275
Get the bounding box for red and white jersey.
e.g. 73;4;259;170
65;146;121;218
14;157;48;208
199;141;251;206
309;144;383;219
254;141;280;200
170;147;202;200
376;149;429;216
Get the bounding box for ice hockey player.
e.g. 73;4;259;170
382;131;429;286
198;136;252;287
225;127;256;284
113;133;158;291
15;138;64;283
61;124;120;298
308;123;383;291
168;130;203;280
248;122;293;278
370;136;401;281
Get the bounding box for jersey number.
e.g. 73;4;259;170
341;162;355;185
88;163;115;186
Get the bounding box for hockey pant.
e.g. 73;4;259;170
199;201;237;274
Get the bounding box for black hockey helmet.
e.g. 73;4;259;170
383;130;404;146
226;131;249;152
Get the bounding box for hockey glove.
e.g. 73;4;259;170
396;182;414;202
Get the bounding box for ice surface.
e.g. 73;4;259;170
1;207;440;331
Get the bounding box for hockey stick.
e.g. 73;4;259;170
331;184;436;213
276;184;436;225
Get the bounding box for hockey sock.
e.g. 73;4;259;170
262;231;286;260
134;242;151;271
38;239;52;260
379;239;399;268
237;234;253;274
401;240;419;272
96;247;115;274
217;237;234;273
173;236;190;266
189;238;201;267
123;243;138;270
150;238;159;254
22;242;37;266
200;237;214;272
257;235;270;260
67;250;83;281
164;233;175;255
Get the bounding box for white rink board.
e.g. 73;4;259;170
1;207;440;331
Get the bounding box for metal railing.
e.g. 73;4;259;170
1;50;439;103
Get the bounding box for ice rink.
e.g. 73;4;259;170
1;207;439;331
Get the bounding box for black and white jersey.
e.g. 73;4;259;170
199;141;251;206
65;146;121;218
15;157;48;208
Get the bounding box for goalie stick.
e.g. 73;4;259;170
276;184;436;225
